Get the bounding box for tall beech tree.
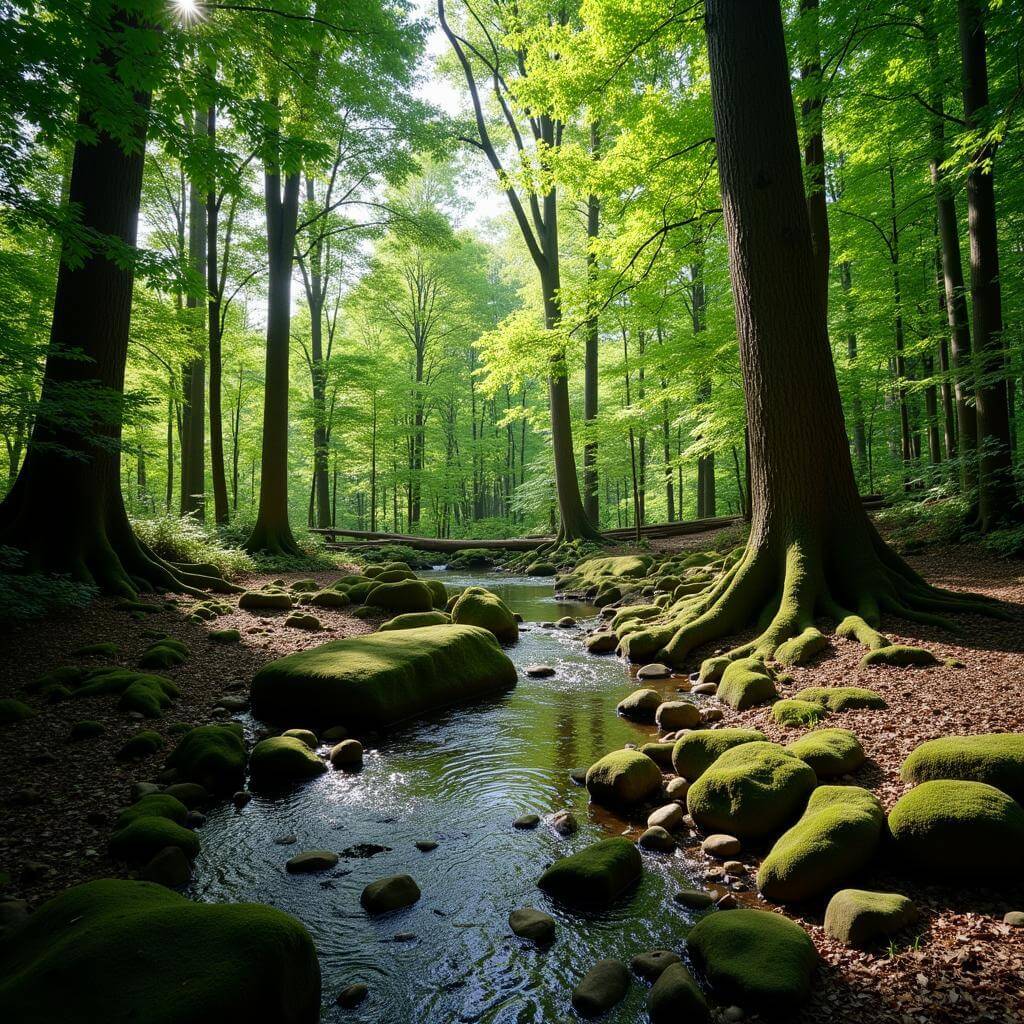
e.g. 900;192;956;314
0;3;227;595
646;0;996;675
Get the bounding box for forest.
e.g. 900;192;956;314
0;1;1023;1023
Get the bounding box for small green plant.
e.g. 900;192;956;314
130;512;254;578
0;547;97;622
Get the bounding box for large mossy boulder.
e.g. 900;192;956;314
238;589;293;610
900;733;1024;803
558;554;653;594
887;779;1024;873
365;579;434;614
109;817;200;864
717;658;779;710
422;578;448;609
824;889;918;947
757;786;884;903
537;837;642;908
788;728;866;777
115;794;188;829
249;736;326;789
167;723;246;795
0;879;320;1023
450;587;518;643
586;749;662;806
687;908;817;1013
250;625;517;728
75;669;179;718
671;728;765;781
378;611;451;631
687;742;816;839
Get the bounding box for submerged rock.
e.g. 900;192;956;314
508;907;555;943
286;850;339;874
586;749;662;806
571;959;630;1017
629;949;681;982
336;983;369;1008
647;962;709;1024
360;874;421;914
249;736;326;789
537;837;642;908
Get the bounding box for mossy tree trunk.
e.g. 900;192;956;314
657;0;996;674
0;10;229;596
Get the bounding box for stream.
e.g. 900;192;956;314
191;569;705;1022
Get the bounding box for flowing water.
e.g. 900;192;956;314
192;570;706;1022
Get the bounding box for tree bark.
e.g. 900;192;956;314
583;121;600;524
631;0;996;674
958;0;1016;529
0;10;227;595
244;162;302;555
799;0;829;308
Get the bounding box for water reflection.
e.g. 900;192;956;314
191;570;702;1022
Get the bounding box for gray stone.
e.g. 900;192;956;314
551;811;578;836
629;949;681;982
656;701;701;731
360;874;421;914
275;835;298;845
664;777;689;799
702;834;741;858
637;663;671;680
130;782;162;801
556;616;577;628
585;632;618;654
513;813;540;829
673;889;714;909
524;664;556;678
286;850;339;873
638;826;675;852
509;906;556;943
336;983;369;1008
647;804;684;831
692;682;718;695
571;959;630;1017
322;725;348;742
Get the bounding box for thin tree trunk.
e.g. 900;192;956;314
207;103;229;525
582;121;600;523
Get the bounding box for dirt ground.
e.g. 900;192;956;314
1;543;1023;1023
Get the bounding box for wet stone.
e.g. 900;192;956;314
513;814;541;829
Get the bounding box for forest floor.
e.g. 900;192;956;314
1;541;1022;1022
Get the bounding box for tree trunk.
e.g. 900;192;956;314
244;164;301;555
799;0;829;308
0;12;226;595
582;121;600;524
207;104;229;525
958;0;1016;529
638;0;995;673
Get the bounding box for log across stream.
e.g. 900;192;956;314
190;569;710;1022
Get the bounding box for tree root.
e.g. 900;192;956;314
616;531;1009;680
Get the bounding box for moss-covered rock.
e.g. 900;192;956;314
687;742;817;839
250;625;517;728
67;719;105;742
115;794;188;829
422;578;448;609
526;560;557;576
558;555;653;594
238;590;293;610
249;736;326;789
647;962;709;1024
640;742;675;768
537;837;642;907
571;958;630;1017
656;700;701;731
585;631;617;654
0;879;320;1022
450;587;518;643
824;889;918;947
788;728;865;777
687;908;817;1012
365;579;434;614
757;786;884;903
167;723;246;795
360;874;420;914
900;733;1024;803
616;687;662;722
717;658;778;710
75;669;179;718
284;612;321;631
72;642;119;658
799;686;886;711
109;816;200;863
671;728;765;781
860;644;938;668
282;728;318;749
772;698;829;728
308;589;351;608
888;779;1024;872
378;611;451;631
586;749;662;806
162;782;209;809
0;699;34;725
138;639;188;670
117;730;164;761
210;628;241;643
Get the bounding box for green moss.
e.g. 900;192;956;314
687;908;817;1012
526;560;557;576
586;749;662;806
115;794;188;829
0;879;320;1022
289;578;320;592
109;816;199;863
618;624;676;662
117;730;164;760
687;741;817;839
775;627;828;666
282;728;318;749
860;644;938;668
450;587;518;643
788;728;865;777
379;611;451;631
610;604;661;630
138;639;188;670
72;642;119;658
251;624;517;728
114;599;161;614
558;554;654;595
772;699;829;728
308;589;351;608
422;578;448;609
537;837;642;907
238;590;293;610
824;889;918;947
162;782;209;809
167;723;246;795
757;786;884;903
67;719;104;742
799;686;886;711
75;669;179;718
640;742;676;768
888;779;1024;872
616;687;662;722
210;628;241;643
717;658;779;710
671;728;766;781
0;699;34;725
249;736;326;789
900;733;1024;803
365;579;434;614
